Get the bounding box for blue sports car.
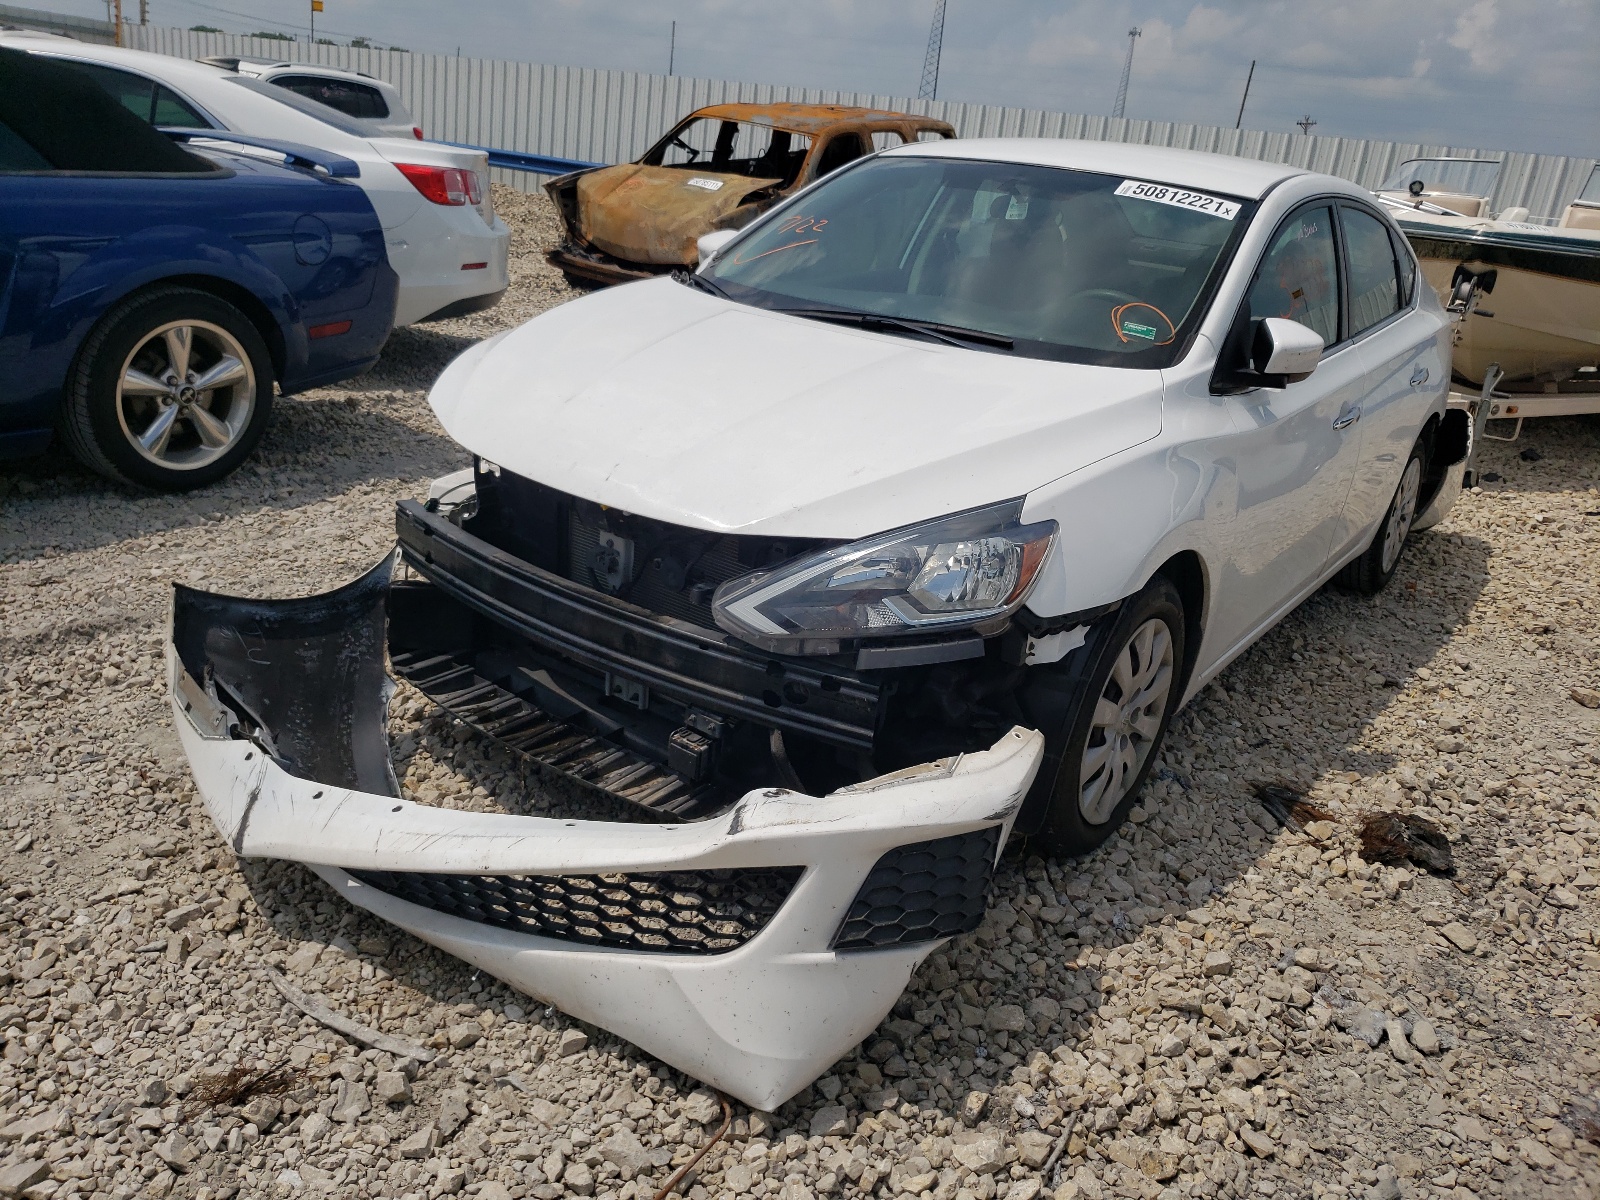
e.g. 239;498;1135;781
0;47;397;489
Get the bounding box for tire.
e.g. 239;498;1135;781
1029;577;1186;857
1335;445;1425;595
61;287;273;491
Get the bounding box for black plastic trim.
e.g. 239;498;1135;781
396;500;882;749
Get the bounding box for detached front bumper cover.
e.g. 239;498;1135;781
168;553;1044;1110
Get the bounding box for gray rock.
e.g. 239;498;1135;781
985;1004;1028;1033
397;1124;438;1158
556;1028;588;1057
808;1105;850;1138
1410;1018;1441;1056
437;1090;471;1139
374;1069;411;1105
446;1022;482;1049
681;1088;722;1124
0;1160;49;1198
1336;1008;1388;1047
563;1160;596;1196
154;1132;200;1172
299;1112;331;1145
600;1128;650;1179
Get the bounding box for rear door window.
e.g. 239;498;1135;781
271;75;390;119
1246;203;1341;346
60;60;154;120
1340;205;1404;335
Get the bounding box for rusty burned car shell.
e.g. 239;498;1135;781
545;102;956;286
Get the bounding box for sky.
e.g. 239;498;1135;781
48;0;1600;157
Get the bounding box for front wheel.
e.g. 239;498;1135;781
1335;446;1424;595
1029;577;1186;857
61;287;274;490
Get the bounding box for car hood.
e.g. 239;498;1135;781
574;165;783;265
430;278;1164;539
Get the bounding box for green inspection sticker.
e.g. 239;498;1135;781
1120;320;1159;340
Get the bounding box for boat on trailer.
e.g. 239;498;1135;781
1375;158;1600;429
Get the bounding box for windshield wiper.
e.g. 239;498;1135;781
771;305;1014;350
673;270;733;299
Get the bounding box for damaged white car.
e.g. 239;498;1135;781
169;139;1468;1109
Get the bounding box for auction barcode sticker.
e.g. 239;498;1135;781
1115;179;1240;220
686;177;725;191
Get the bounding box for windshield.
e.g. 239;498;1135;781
641;116;814;187
702;156;1254;367
1380;158;1501;199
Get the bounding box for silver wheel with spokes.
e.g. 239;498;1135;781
1079;616;1175;825
1380;456;1422;575
115;320;256;471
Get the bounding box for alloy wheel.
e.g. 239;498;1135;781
1079;617;1175;825
115;320;257;471
1380;457;1423;575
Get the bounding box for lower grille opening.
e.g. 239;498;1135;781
348;865;804;954
831;827;1000;951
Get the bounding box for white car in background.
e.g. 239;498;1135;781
199;56;421;142
0;32;507;326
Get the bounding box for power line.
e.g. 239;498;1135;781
1111;25;1140;119
160;0;368;40
918;0;945;101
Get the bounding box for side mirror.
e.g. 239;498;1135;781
1252;318;1324;383
1211;311;1324;394
695;228;739;265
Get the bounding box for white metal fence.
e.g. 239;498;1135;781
126;24;1596;219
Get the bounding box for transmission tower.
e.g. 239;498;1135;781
1112;26;1141;119
1296;114;1317;135
918;0;946;101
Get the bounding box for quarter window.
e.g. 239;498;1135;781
1341;205;1403;335
1246;204;1340;346
870;131;906;153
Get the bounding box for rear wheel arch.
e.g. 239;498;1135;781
157;273;286;382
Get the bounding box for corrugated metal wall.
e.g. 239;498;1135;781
0;2;117;43
127;25;1596;219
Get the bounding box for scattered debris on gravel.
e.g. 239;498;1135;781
3;186;1600;1200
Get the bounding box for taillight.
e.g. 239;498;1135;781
412;126;424;140
395;163;481;206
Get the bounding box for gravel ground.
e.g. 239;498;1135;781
3;186;1600;1200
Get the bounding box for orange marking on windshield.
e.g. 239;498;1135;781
1111;301;1177;346
732;239;818;264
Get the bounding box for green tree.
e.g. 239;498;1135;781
250;30;294;41
189;24;223;32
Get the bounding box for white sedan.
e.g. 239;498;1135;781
1;32;507;326
167;139;1466;1108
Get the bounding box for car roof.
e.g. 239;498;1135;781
0;34;238;84
885;137;1318;200
689;102;953;136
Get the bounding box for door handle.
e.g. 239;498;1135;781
1332;405;1362;430
1410;366;1430;387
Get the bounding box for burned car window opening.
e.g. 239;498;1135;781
642;117;815;188
703;157;1256;367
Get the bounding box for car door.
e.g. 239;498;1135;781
1207;201;1367;655
1334;202;1448;557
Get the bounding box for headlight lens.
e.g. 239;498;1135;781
712;500;1055;652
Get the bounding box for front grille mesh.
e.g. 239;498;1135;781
831;827;1000;951
349;865;804;954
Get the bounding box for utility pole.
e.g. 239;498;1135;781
112;0;121;46
1296;114;1317;135
139;0;147;23
1112;26;1141;119
668;20;676;77
1234;59;1255;130
918;0;946;101
310;0;323;44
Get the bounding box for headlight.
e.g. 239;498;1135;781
712;500;1055;654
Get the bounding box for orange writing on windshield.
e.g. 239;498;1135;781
733;214;828;264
